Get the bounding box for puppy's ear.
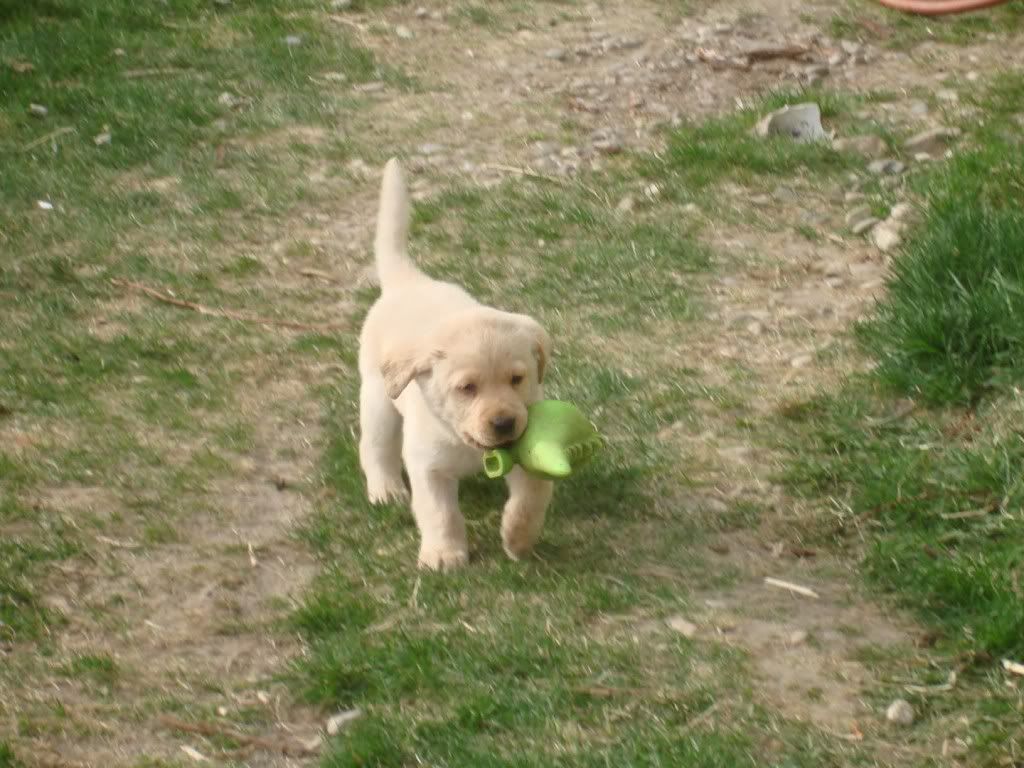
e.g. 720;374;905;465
513;316;551;383
380;343;440;400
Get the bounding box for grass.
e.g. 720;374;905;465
774;74;1024;764
647;89;859;197
828;0;1024;48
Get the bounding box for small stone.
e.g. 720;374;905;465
37;200;54;211
415;6;428;18
908;99;928;117
966;70;979;82
904;126;960;156
416;142;445;156
643;183;660;199
616;195;635;213
750;194;772;206
682;202;699;215
868;158;904;176
844;191;866;204
326;708;363;736
889;202;914;221
545;47;568;61
755;102;826;143
886;699;915;726
827;52;846;67
216;706;228;717
871;224;901;252
885;159;906;174
845;204;871;226
746;320;764;336
395;25;413;39
667;617;699;638
840;39;861;55
789;630;809;645
28;103;47;118
213;0;231;6
791;354;813;369
93;131;112;146
113;48;126;57
851;217;879;235
284;34;303;46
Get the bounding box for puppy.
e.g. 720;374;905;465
358;159;553;571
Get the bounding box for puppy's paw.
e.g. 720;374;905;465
501;518;541;561
418;544;469;571
365;473;409;505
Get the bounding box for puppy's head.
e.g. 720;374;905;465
380;308;549;450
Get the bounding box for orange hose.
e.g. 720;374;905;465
874;0;1012;15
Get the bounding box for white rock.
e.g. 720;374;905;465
886;699;915;726
284;34;303;46
37;200;54;211
29;103;48;118
851;217;880;235
94;131;112;146
789;630;809;645
326;708;363;735
395;25;413;39
871;224;901;252
667;617;699;638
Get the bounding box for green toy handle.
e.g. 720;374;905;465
483;449;515;479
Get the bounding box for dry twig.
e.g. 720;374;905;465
158;715;320;758
23;126;76;151
112;278;344;332
764;577;820;599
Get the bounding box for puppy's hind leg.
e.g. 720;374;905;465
359;374;408;504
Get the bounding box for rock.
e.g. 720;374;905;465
93;131;112;146
851;217;879;235
667;617;699;638
833;134;887;159
867;159;904;176
218;91;240;108
643;183;660;199
37;200;54;211
616;195;635;213
886;699;915;726
326;708;363;736
827;52;846;67
545;47;568;61
682;202;699;215
903;126;960;156
844;204;872;226
908;99;929;117
791;354;813;369
889;202;914;221
844;191;866;204
395;24;413;39
839;39;861;55
755;102;827;143
871;223;901;252
284;34;303;46
28;103;47;118
789;630;809;645
746;320;764;336
415;6;428;18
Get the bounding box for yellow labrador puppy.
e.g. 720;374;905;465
358;159;553;570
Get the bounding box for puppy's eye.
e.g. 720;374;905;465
458;382;477;396
510;375;524;386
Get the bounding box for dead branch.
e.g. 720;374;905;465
764;577;820;599
23;126;76;151
157;715;320;758
111;278;345;332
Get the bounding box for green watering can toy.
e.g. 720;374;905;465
482;400;603;481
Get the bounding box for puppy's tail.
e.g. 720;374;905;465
374;158;416;290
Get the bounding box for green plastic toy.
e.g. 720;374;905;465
482;400;602;480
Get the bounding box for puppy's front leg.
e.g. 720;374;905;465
408;468;469;571
501;467;553;560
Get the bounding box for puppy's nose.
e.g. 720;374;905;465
491;416;517;437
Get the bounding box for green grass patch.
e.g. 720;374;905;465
648;89;859;196
828;0;1024;48
858;138;1024;406
779;387;1024;659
